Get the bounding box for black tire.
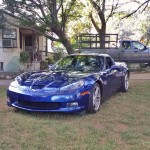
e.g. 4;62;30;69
87;83;101;113
120;73;129;92
148;61;150;67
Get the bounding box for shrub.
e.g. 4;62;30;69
19;51;30;65
40;60;48;70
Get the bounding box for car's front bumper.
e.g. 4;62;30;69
7;89;90;113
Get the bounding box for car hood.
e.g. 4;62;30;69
19;71;92;89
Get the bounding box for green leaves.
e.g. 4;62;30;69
19;51;30;65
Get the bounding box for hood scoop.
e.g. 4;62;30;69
31;84;45;90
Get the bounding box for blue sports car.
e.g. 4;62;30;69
7;54;129;113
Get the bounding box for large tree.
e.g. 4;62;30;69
88;0;150;48
3;0;78;54
138;10;150;45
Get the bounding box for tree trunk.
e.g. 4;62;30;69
53;27;74;54
90;13;106;49
99;21;106;49
60;36;74;54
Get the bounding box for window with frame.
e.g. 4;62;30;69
3;28;17;39
2;28;17;48
106;57;113;69
132;41;145;50
122;41;131;50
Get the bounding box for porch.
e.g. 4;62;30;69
19;28;48;71
0;9;51;72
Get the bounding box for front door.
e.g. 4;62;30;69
25;35;33;62
102;57;122;97
120;41;134;62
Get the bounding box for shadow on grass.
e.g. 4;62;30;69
13;108;87;120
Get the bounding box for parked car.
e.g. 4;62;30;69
78;34;150;66
7;54;129;114
104;40;150;64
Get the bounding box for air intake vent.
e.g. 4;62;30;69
32;85;45;90
18;99;59;110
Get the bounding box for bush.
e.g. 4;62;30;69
53;52;62;62
40;60;48;70
45;55;55;64
19;51;30;65
40;52;63;70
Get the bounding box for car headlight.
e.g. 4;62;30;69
60;80;84;91
10;81;19;88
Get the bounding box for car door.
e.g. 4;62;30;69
120;41;135;62
102;57;121;96
131;41;149;63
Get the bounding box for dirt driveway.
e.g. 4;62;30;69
0;80;12;86
130;72;150;80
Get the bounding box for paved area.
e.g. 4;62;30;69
0;80;12;86
0;72;150;86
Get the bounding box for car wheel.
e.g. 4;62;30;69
120;73;129;92
148;61;150;67
87;83;101;113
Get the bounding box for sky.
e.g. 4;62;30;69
0;0;2;8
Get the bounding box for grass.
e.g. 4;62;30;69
0;80;150;150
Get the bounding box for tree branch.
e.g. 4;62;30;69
89;0;100;12
90;0;106;25
106;0;119;23
5;17;60;42
62;0;76;29
56;0;63;14
102;0;106;13
30;0;52;25
89;14;101;33
121;0;150;19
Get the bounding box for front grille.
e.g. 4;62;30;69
18;99;59;110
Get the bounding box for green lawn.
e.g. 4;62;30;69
0;80;150;150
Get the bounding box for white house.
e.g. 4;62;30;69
0;9;52;72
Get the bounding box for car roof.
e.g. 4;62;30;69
119;40;140;42
69;53;110;57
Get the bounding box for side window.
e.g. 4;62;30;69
122;41;131;49
132;41;145;50
99;57;104;70
105;57;113;69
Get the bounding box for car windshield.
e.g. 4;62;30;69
54;55;104;72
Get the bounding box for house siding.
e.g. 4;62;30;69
0;26;22;72
0;10;53;72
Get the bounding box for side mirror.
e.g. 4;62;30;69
110;65;121;71
140;45;147;51
48;64;55;71
143;46;147;50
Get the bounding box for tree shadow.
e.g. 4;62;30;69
13;108;87;121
